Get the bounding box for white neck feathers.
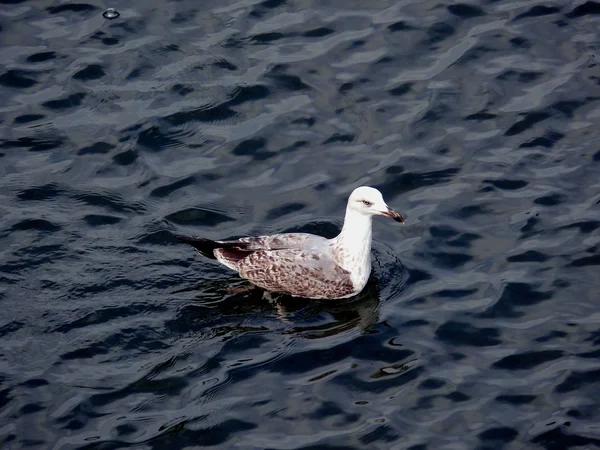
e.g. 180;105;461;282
331;207;373;290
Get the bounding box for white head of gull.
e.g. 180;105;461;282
176;186;404;300
332;186;404;293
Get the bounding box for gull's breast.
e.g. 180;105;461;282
331;243;372;293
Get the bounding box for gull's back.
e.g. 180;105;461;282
232;232;331;252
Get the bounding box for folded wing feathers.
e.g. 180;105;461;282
236;249;354;299
175;232;354;298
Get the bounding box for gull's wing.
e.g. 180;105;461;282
216;247;354;299
230;233;329;252
174;232;328;261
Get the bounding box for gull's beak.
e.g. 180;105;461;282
381;206;405;224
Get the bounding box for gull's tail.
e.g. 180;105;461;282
174;234;249;260
174;235;223;259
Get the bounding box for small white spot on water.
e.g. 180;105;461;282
102;8;120;19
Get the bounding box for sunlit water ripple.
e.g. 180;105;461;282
1;0;600;448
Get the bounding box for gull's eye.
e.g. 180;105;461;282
361;200;373;207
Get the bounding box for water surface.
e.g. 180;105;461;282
1;0;600;448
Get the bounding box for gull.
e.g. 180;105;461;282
175;186;404;299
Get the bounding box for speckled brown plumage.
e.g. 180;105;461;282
217;246;355;299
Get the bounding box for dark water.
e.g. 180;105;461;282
1;0;600;448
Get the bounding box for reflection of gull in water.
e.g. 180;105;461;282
275;286;382;338
167;283;383;341
176;186;404;299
